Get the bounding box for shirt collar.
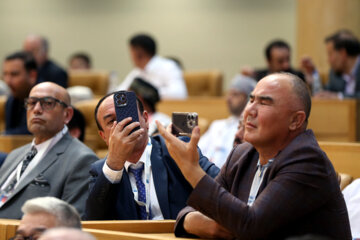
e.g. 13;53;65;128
125;138;152;171
343;56;360;80
31;125;68;152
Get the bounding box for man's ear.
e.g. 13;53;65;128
64;107;74;125
98;130;107;144
289;111;306;131
142;110;149;131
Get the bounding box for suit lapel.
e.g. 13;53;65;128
5;133;71;203
0;145;31;185
150;138;170;219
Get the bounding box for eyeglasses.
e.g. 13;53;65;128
24;97;68;111
9;233;43;240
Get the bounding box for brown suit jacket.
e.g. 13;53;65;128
175;130;351;240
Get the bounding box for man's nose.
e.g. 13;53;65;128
32;101;43;113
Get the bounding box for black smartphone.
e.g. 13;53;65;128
172;112;198;137
113;91;140;133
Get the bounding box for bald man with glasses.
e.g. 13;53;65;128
0;82;98;219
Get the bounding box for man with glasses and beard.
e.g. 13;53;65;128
0;82;98;219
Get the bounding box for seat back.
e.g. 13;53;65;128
183;70;223;96
68;71;110;96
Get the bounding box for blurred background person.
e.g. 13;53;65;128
198;74;256;168
2;51;37;135
129;77;170;136
23;34;68;88
242;40;305;81
305;29;360;99
68;52;92;71
117;33;188;99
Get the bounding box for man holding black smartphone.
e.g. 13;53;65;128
85;91;219;220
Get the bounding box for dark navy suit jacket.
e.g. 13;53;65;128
85;135;220;220
5;96;31;135
37;60;68;88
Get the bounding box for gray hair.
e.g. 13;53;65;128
21;197;81;229
229;74;257;96
39;228;96;240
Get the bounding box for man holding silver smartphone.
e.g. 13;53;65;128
85;91;219;220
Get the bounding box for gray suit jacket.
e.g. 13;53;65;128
0;132;98;219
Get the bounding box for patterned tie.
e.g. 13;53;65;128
128;164;148;220
5;147;37;192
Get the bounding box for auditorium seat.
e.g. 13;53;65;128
68;71;110;97
339;173;353;190
0;96;7;132
183;70;223;96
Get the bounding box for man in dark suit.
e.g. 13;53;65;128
310;30;360;99
2;51;37;135
0;82;98;219
23;34;68;88
157;73;351;239
242;40;305;82
85;92;219;220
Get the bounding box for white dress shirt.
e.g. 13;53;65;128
102;138;163;219
117;56;188;99
343;178;360;239
198;116;239;168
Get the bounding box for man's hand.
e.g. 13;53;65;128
106;117;145;170
156;121;205;188
300;56;316;76
184;211;234;239
240;66;255;78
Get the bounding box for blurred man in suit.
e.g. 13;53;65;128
85;91;218;220
12;197;81;240
0;82;98;219
2;51;37;135
305;30;360;99
242;40;305;81
23;34;68;88
157;73;351;239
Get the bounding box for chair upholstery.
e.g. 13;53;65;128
74;99;106;153
183;70;223;96
339;173;353;190
68;71;110;96
0;96;7;132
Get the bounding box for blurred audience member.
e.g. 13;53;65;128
2;51;37;135
0;80;10;96
67;107;86;142
0;82;98;219
242;40;305;81
198;74;256;168
68;52;92;71
12;197;81;240
129;77;170;136
117;33;188;99
306;30;360;99
39;228;96;240
23;34;68;88
233;114;244;148
342;178;360;239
